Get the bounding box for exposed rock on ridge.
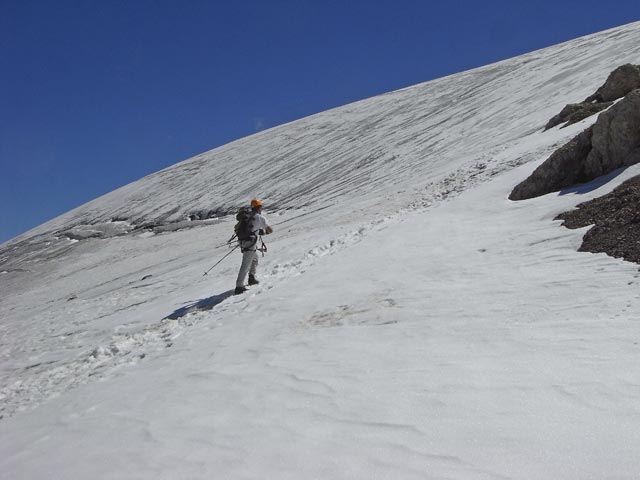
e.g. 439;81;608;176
584;63;640;102
544;101;613;130
515;64;640;266
510;88;640;200
544;64;640;130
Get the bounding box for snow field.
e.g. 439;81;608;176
2;153;640;479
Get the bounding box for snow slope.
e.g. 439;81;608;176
1;22;640;479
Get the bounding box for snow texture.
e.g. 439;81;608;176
1;21;640;480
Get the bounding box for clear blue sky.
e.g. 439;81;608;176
1;0;638;243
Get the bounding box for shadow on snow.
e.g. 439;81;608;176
558;167;627;196
165;290;235;320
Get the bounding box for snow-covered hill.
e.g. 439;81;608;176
1;22;640;479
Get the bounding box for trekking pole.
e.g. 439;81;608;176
258;236;267;257
215;234;237;249
203;244;240;276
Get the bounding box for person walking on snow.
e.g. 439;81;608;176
235;199;273;295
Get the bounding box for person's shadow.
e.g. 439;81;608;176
165;290;235;320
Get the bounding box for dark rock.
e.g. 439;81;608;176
188;208;229;221
509;127;594;200
63;231;104;241
510;89;640;200
555;175;640;264
585;64;640;103
585;89;640;177
544;101;613;130
544;64;640;131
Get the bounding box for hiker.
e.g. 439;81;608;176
235;198;273;295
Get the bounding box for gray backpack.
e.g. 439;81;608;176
234;207;256;242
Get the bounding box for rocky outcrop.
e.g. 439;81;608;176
544;101;612;130
510;89;640;200
544;64;640;130
509;128;594;200
555;175;640;265
587;89;640;174
584;63;640;102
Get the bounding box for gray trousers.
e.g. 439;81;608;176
236;241;259;287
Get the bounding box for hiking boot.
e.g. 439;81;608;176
248;275;259;286
234;286;248;295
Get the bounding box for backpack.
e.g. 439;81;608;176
234;206;257;242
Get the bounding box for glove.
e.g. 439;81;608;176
258;229;265;236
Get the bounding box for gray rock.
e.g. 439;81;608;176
585;89;640;176
510;89;640;200
509;127;593;200
544;101;613;130
544;64;640;131
585;63;640;103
